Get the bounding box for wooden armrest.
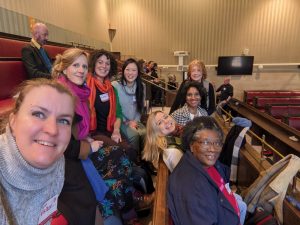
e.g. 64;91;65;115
152;157;169;225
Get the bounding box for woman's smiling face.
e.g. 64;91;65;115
94;55;111;82
9;86;74;169
154;112;176;136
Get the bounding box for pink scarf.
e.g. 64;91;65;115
58;75;91;140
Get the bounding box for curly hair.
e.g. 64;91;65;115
187;59;207;80
182;81;207;109
181;116;223;152
88;49;117;78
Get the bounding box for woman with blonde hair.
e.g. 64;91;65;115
0;78;75;225
143;111;183;172
51;48;109;225
170;59;215;115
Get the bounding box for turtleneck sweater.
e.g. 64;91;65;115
0;126;65;225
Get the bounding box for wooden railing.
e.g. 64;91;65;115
152;156;169;225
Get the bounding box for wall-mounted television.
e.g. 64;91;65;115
217;56;254;75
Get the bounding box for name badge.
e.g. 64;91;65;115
99;93;109;102
38;194;58;225
132;96;136;102
225;183;232;194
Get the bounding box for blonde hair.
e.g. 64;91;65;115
52;48;88;79
142;111;168;168
0;78;75;133
187;59;207;80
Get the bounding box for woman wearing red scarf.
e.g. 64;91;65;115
51;48;107;225
87;49;136;162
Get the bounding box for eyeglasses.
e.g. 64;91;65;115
155;114;169;126
195;139;223;150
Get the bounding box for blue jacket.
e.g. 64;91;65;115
167;151;240;225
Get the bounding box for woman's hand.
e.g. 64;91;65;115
90;140;104;153
111;129;122;143
128;120;138;129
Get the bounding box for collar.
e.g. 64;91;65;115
31;38;41;49
182;104;203;118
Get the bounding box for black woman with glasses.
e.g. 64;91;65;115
167;116;246;225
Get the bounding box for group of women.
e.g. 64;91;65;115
0;47;244;225
143;59;247;225
0;48;150;225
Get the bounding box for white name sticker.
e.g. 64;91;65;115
38;194;58;225
99;93;109;102
132;96;136;102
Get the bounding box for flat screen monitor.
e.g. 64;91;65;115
217;56;254;75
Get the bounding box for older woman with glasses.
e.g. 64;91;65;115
170;81;208;126
167;116;244;225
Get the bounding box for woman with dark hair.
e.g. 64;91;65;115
170;81;208;126
112;58;146;153
167;117;243;225
86;49;137;159
51;48;108;225
87;50;146;225
170;59;215;115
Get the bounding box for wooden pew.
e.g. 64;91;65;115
228;99;300;157
253;97;300;111
265;104;300;119
282;115;300;131
244;90;300;106
152;156;169;225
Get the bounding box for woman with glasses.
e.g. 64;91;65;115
142;111;183;172
170;81;208;126
167;116;244;225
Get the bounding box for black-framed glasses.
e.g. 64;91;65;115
195;139;223;150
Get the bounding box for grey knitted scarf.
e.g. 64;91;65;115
0;126;65;225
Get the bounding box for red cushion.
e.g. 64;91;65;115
0;61;27;99
0;38;28;58
288;106;300;115
268;106;288;118
44;45;67;59
0;98;14;115
288;117;300;130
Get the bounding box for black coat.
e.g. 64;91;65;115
21;42;51;79
168;152;240;225
219;125;246;167
58;118;97;225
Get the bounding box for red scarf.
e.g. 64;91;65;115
86;73;116;132
206;166;240;219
